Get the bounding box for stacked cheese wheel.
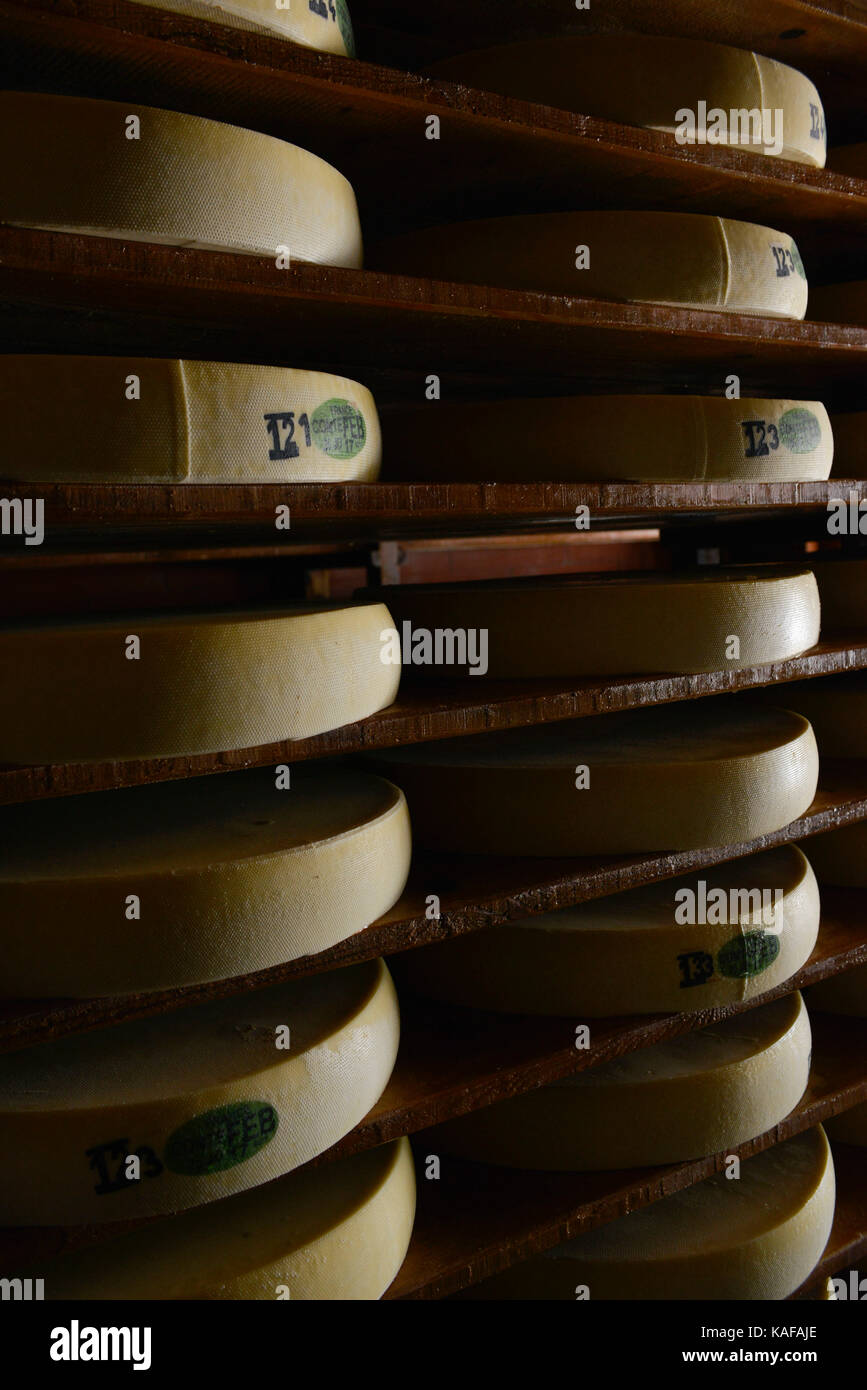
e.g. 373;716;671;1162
428;35;826;167
382;395;834;484
0;958;400;1225
374;211;808;319
398;844;819;1016
432;993;811;1171
375;703;819;856
0;357;381;484
376;567;820;678
0;92;362;265
461;1127;835;1300
0;766;411;996
770;673;867;757
0;602;400;762
127;0;356;55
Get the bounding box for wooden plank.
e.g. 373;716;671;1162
384;1013;867;1299
791;1144;867;1298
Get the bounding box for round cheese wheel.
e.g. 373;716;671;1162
825;1100;867;1146
382;395;833;484
0;957;399;1225
127;0;355;55
376;568;820;679
0;357;380;483
0;766;411;997
0;602;400;763
0;92;362;266
428;35;826;168
801;823;867;887
397;844;819;1016
374;212;808;320
463;1126;835;1300
811;559;867;627
770;674;867;758
809;962;867;1017
33;1138;415;1300
376;704;819;856
433;992;811;1171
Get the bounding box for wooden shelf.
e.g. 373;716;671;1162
384;1013;867;1299
791;1144;867;1298
2;642;866;806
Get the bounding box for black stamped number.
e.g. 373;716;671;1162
264;411;313;461
741;419;780;458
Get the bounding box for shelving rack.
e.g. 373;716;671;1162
3;0;867;1301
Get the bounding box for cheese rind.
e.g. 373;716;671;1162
126;0;355;55
33;1138;415;1300
433;993;811;1170
428;35;826;167
398;844;819;1015
0;92;362;265
0;767;411;996
463;1127;835;1300
376;704;819;855
0;603;400;762
0;357;380;483
374;212;808;320
770;674;867;758
376;568;820;678
382;396;833;484
0;958;399;1225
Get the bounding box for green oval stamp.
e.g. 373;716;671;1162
311;398;366;460
164;1101;278;1176
779;407;822;454
716;931;780;980
790;243;807;280
335;0;355;57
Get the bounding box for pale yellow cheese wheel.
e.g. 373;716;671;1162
0;766;411;996
397;844;819;1016
825;1100;867;1146
433;993;811;1171
382;395;833;484
0;357;380;483
376;704;819;855
428;35;826;167
0;602;400;763
464;1126;835;1300
127;0;356;55
374;212;808;319
810;558;867;626
769;674;867;758
809;962;867;1016
35;1138;416;1300
376;568;820;678
801;822;867;887
0;92;362;265
0;957;399;1225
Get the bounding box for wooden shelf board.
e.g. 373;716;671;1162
384;1013;867;1299
791;1144;867;1298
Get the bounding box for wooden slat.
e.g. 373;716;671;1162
791;1144;867;1298
384;1013;867;1299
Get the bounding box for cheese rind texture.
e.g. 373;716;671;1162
771;674;867;758
398;844;819;1015
801;822;867;887
374;212;808;319
0;92;362;265
464;1127;835;1300
0;958;400;1225
376;704;819;855
0;767;411;996
433;993;811;1170
808;962;867;1016
0;357;381;483
376;568;820;678
0;603;400;762
427;36;826;167
382;396;833;483
126;0;355;55
35;1139;415;1300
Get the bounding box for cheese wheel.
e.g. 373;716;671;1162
0;602;400;763
127;0;355;55
374;212;808;320
375;704;819;856
801;823;867;887
432;993;811;1171
808;962;867;1017
382;396;833;484
769;674;867;758
0;357;380;484
0;92;362;266
397;844;819;1016
825;1101;867;1146
375;568;820;679
0;767;411;997
33;1138;415;1300
428;35;826;168
829;412;867;475
809;281;867;326
463;1126;835;1300
828;143;867;177
0;958;399;1226
810;558;867;627
822;1275;839;1299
